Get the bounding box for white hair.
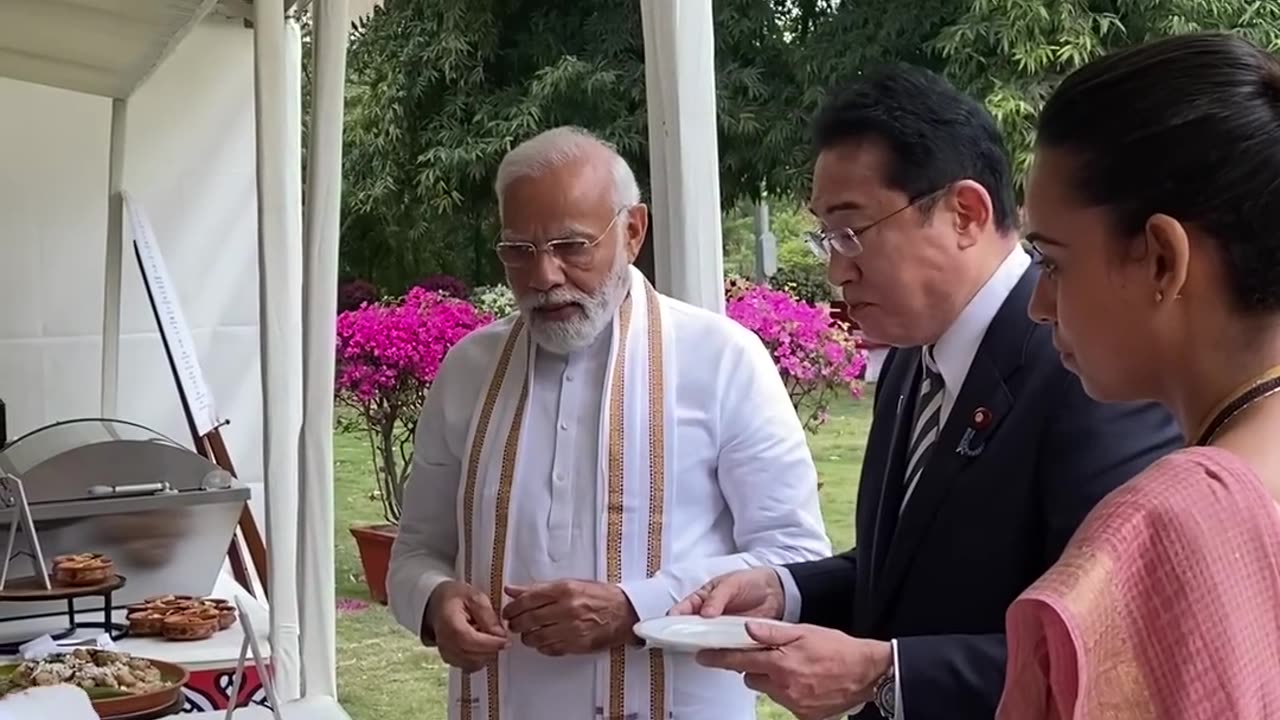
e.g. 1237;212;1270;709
494;126;642;217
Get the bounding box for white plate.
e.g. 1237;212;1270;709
633;615;789;653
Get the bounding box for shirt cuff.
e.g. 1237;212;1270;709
407;572;452;646
619;575;677;622
773;566;803;623
892;638;903;719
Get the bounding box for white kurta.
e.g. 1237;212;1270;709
389;269;831;720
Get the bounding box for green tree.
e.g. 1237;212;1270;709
339;0;1280;291
932;0;1280;185
341;0;816;291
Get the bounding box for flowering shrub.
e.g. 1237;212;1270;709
414;273;469;299
470;284;517;318
771;264;834;305
726;282;866;432
338;279;380;312
335;287;493;523
724;274;753;301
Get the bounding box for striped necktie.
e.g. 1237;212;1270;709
901;348;944;512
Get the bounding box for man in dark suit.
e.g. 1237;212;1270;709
671;65;1182;719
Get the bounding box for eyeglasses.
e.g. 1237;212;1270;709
805;188;947;261
495;207;628;269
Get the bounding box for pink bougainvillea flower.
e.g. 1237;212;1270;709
336;598;370;613
335;288;493;523
725;281;866;431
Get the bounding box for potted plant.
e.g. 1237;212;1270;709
336;286;493;603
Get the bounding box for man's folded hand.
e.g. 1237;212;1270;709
426;580;510;672
503;579;639;656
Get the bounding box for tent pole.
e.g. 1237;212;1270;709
101;98;128;415
639;0;725;313
298;0;347;699
253;0;304;702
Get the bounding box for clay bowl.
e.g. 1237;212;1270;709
53;557;116;587
126;611;170;637
89;658;190;719
0;656;189;720
161;609;219;642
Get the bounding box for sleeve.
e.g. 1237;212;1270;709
893;639;903;718
894;634;1007;718
892;372;1179;718
776;353;903;633
386;352;471;644
619;329;833;621
774;566;804;623
782;549;857;633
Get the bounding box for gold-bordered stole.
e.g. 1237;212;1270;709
605;283;670;720
459;317;528;720
642;282;668;720
605;293;635;720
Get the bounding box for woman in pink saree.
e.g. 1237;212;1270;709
998;33;1280;719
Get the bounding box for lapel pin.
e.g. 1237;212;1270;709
955;406;995;457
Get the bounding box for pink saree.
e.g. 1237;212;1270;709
998;447;1280;720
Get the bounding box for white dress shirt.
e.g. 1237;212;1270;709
389;290;833;720
776;245;1031;718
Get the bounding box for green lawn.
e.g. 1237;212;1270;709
334;395;873;719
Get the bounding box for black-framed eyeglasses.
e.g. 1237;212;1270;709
495;207;629;269
805;187;948;261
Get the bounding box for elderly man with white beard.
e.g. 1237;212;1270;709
387;125;832;720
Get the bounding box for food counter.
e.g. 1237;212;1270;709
0;573;271;713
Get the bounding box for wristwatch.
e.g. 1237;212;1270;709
872;661;896;718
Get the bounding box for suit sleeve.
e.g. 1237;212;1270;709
894;372;1180;719
782;550;857;634
778;351;900;634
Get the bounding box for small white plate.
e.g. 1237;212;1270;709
633;615;789;653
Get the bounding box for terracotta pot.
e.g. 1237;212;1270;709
350;523;398;605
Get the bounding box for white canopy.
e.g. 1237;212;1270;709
0;0;345;706
0;0;724;711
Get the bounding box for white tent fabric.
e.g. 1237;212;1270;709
298;0;348;699
640;0;727;313
252;0;305;702
0;0;220;99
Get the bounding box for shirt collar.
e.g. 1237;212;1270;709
930;245;1031;391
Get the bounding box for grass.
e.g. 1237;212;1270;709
333;395;873;719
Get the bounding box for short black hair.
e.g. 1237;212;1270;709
812;63;1018;233
1038;32;1280;314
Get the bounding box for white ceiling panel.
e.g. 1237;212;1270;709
0;0;223;98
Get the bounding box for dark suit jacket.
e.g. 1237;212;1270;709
785;266;1182;719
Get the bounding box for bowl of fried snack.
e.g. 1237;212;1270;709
126;595;237;641
0;648;189;718
51;553;115;587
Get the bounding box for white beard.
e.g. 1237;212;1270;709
517;251;631;355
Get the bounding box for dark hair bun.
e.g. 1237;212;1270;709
1039;32;1280;314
